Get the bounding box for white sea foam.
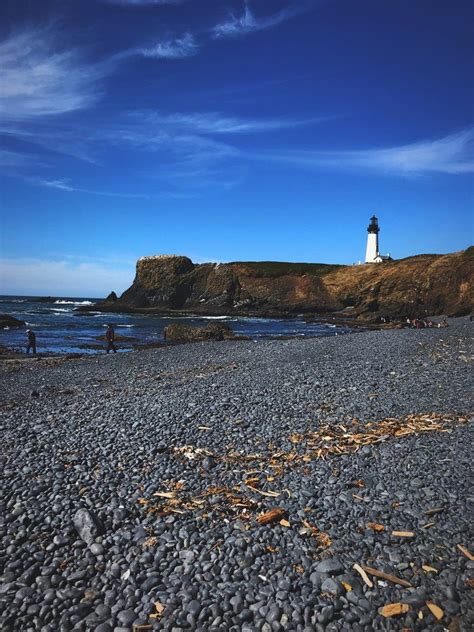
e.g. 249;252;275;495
0;299;27;303
54;300;94;305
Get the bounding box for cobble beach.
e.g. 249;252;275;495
1;319;472;631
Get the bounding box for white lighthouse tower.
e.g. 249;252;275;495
365;215;392;263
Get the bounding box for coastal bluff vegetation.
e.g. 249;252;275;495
81;248;473;321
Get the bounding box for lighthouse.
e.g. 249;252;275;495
364;215;392;263
365;215;380;263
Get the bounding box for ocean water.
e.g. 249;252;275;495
0;296;352;355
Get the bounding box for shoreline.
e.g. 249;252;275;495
0;306;414;360
0;326;379;360
1;319;472;630
74;302;394;326
0;314;445;360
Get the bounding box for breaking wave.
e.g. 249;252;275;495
54;300;94;305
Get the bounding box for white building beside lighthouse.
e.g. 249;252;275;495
365;215;392;263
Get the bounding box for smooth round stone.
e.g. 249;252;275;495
321;578;343;596
318;605;335;624
43;589;56;604
95;605;111;618
278;579;291;592
315;559;344;575
90;543;104;556
266;605;281;624
185;600;201;617
358;598;371;612
239;609;253;622
117;609;137;626
15;587;35;601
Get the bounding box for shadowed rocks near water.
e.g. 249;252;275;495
163;322;241;343
0;314;26;328
32;296;59;303
79;248;474;322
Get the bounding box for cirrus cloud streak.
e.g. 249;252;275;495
212;1;319;39
267;128;474;176
0;27;109;122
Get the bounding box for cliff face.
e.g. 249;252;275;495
114;249;473;320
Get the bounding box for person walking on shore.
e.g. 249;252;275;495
26;329;37;355
105;324;117;354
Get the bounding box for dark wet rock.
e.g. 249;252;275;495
321;577;343;596
202;456;216;471
90;543;104;556
164;322;237;343
117;609;137;625
0;314;26;328
94;624;112;632
315;558;344;575
185;600;202;618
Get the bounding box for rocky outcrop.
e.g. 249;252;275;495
120;255;195;308
163;322;237;343
78;249;473;321
0;314;26;328
323;249;474;319
104;291;117;302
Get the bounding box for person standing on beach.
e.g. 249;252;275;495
105;324;117;354
26;329;36;355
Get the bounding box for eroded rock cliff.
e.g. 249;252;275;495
95;249;473;320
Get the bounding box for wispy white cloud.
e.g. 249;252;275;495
98;115;240;163
212;1;315;39
140;110;319;134
28;176;152;198
268;128;474;176
138;32;199;59
0;27;108;122
0;257;134;297
0;123;99;164
22;174;194;199
35;178;76;192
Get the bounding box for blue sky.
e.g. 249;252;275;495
0;0;473;296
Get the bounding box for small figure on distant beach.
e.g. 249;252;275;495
26;329;36;355
105;324;117;354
